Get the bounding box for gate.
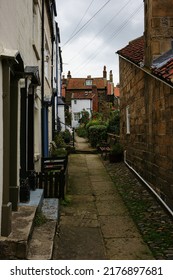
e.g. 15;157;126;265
37;170;65;199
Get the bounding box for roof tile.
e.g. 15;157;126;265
152;58;173;84
117;36;144;65
67;78;106;90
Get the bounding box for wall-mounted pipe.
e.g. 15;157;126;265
124;150;173;217
41;0;45;165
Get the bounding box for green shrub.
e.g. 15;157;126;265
108;110;120;134
76;125;88;138
61;129;72;144
79;109;90;126
110;142;123;156
88;125;107;147
54;132;66;148
86;119;108;132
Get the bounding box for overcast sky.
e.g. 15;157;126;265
56;0;144;84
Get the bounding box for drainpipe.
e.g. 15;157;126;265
124;150;173;217
51;4;55;139
41;0;45;167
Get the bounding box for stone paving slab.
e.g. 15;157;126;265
53;151;154;260
99;215;143;238
53;226;106;260
105;237;153;260
96;200;129;216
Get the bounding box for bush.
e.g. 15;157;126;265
86;119;108;132
54;132;66;148
88;125;107;147
76;125;88;138
49;141;67;157
108;110;120;134
61;129;72;144
79;110;90;126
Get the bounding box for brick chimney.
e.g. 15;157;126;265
67;70;71;79
144;0;173;67
103;65;107;79
109;70;113;82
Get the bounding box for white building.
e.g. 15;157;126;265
71;93;93;128
0;0;60;237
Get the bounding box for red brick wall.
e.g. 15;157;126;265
119;57;173;208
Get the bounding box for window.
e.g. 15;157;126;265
74;99;77;104
74;113;80;121
44;39;50;81
32;0;40;59
85;79;92;86
126;106;130;134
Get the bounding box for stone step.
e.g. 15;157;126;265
0;189;44;259
27;198;59;260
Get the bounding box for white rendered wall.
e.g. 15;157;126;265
71;99;92;128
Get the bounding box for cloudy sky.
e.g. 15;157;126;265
56;0;144;84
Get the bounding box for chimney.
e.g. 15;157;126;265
109;70;113;82
144;0;173;67
67;71;71;79
103;65;107;79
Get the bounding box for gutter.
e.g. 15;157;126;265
124;150;173;218
117;54;173;89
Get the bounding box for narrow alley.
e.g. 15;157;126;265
52;137;154;260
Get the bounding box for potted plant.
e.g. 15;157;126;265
109;142;123;163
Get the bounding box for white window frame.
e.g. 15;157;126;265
85;79;92;86
74;112;80;121
126;106;130;134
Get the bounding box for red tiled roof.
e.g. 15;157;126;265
67;78;106;90
152;58;173;84
117;36;144;65
71;92;94;99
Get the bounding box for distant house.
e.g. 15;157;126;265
117;0;173;209
62;66;115;122
71;92;93;128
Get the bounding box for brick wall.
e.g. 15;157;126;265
120;57;173;208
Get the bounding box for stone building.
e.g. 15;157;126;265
117;0;173;209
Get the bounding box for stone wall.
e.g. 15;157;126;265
144;0;173;66
119;57;173;209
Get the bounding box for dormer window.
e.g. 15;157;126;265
85;79;92;86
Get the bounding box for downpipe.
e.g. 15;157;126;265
124;150;173;218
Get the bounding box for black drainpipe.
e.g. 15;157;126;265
41;0;45;169
51;3;55;139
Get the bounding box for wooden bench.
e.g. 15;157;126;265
42;156;68;172
99;133;119;159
